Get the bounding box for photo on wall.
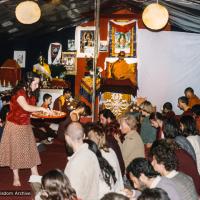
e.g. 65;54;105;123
67;39;75;51
14;50;26;68
61;52;77;75
75;26;95;58
99;40;108;52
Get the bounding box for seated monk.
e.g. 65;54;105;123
106;51;137;85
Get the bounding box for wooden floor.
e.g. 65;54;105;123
0;140;67;200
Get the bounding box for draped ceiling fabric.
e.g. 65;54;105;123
137;29;200;114
1;0;200;39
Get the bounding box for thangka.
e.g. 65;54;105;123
109;20;137;57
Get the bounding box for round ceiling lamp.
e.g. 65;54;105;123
142;3;169;30
15;1;41;24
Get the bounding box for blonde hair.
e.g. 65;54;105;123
119;113;137;130
140;100;154;114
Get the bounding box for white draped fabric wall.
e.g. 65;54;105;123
137;30;200;114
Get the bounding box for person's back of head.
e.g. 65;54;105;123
84;139;117;189
179;115;197;136
100;192;129;200
43;93;52;102
41;169;77;200
138;188;171;200
65;122;84;142
150;139;177;172
163;102;173;112
191;104;200;116
178;96;189;106
149;112;164;122
162;118;179;139
127;157;158;179
184;87;194;95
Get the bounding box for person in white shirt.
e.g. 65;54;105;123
84;122;124;197
64;122;100;200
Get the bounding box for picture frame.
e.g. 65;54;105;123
109;20;137;57
14;50;26;68
61;52;77;75
67;39;75;51
75;26;95;58
99;40;108;52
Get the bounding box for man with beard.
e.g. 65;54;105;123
123;158;181;200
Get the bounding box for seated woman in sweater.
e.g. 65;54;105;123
116;113;145;168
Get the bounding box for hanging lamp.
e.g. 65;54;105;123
142;1;169;30
15;0;41;24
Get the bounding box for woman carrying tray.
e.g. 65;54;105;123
0;72;50;186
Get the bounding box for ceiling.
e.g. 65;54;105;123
0;0;200;40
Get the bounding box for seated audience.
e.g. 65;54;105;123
179;115;200;174
31;93;56;144
184;87;200;108
163;118;196;162
177;96;192;116
40;169;77;200
99;109;116;126
117;113;144;168
57;101;91;141
149;112;165;140
53;88;72;113
64;122;100;200
104;121;125;176
41;93;52;109
137;188;171;200
162;102;175;120
84;139;118;199
150;139;198;200
191;104;200;134
100;192;129;200
84;123;124;193
139;101;157;154
162;119;200;195
124;158;181;200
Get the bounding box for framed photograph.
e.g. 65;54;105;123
67;39;75;51
75;26;95;58
109;20;137;57
61;52;77;75
99;40;108;52
14;50;26;68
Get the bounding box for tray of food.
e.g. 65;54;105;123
32;110;66;119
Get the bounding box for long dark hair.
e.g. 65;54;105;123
12;71;40;99
84;139;117;189
180;115;198;136
41;169;77;200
